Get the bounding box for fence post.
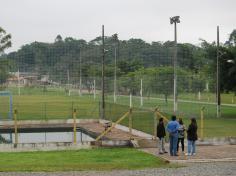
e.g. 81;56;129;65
154;108;158;141
129;93;132;108
140;79;143;107
14;109;18;148
200;106;205;141
44;102;47;121
129;108;133;138
99;101;101;118
73;109;77;144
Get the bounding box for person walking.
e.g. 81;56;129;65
157;118;167;154
177;118;185;154
166;115;179;156
186;118;198;156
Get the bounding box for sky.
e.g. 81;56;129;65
1;0;236;52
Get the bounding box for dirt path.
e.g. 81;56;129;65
0;162;235;176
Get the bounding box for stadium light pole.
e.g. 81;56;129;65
101;25;105;119
170;16;180;114
216;26;220;118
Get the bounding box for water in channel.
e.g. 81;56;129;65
0;131;94;143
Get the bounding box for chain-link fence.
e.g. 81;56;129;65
0;35;235;139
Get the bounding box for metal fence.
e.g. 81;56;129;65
0;35;235;139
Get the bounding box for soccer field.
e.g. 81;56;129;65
0;87;235;137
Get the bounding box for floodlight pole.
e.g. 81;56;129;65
101;25;105;119
216;26;221;118
174;21;177;113
170;16;180;114
114;47;117;103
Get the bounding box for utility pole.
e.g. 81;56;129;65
216;26;221;118
101;25;105;119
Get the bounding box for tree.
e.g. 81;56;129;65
0;27;11;53
0;27;12;88
228;29;236;46
0;59;10;84
55;35;63;43
224;30;236;94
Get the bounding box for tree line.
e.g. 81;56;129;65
0;27;236;95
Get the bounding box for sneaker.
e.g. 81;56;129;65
192;153;196;156
159;152;164;155
185;153;191;156
164;151;168;153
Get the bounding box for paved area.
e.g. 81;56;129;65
80;122;141;140
141;145;236;163
0;162;235;176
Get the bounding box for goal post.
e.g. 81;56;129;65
0;91;13;120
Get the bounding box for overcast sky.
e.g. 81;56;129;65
1;0;235;52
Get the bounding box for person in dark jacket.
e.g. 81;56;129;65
186;118;198;156
157;118;167;154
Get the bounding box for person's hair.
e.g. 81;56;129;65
179;118;183;125
171;115;176;121
191;118;197;126
159;117;164;123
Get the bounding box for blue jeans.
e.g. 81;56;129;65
169;134;178;156
187;140;196;154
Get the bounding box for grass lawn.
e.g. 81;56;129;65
105;102;236;137
0;148;169;172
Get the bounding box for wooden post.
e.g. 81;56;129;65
14;109;18;148
129;93;132;108
129;108;133;138
73;109;77;144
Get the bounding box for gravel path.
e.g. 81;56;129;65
0;162;235;176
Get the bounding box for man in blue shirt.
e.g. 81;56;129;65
166;115;179;156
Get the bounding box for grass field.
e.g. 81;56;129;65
0;87;235;137
0;148;169;172
105;102;236;137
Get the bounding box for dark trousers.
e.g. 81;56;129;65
177;138;184;152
